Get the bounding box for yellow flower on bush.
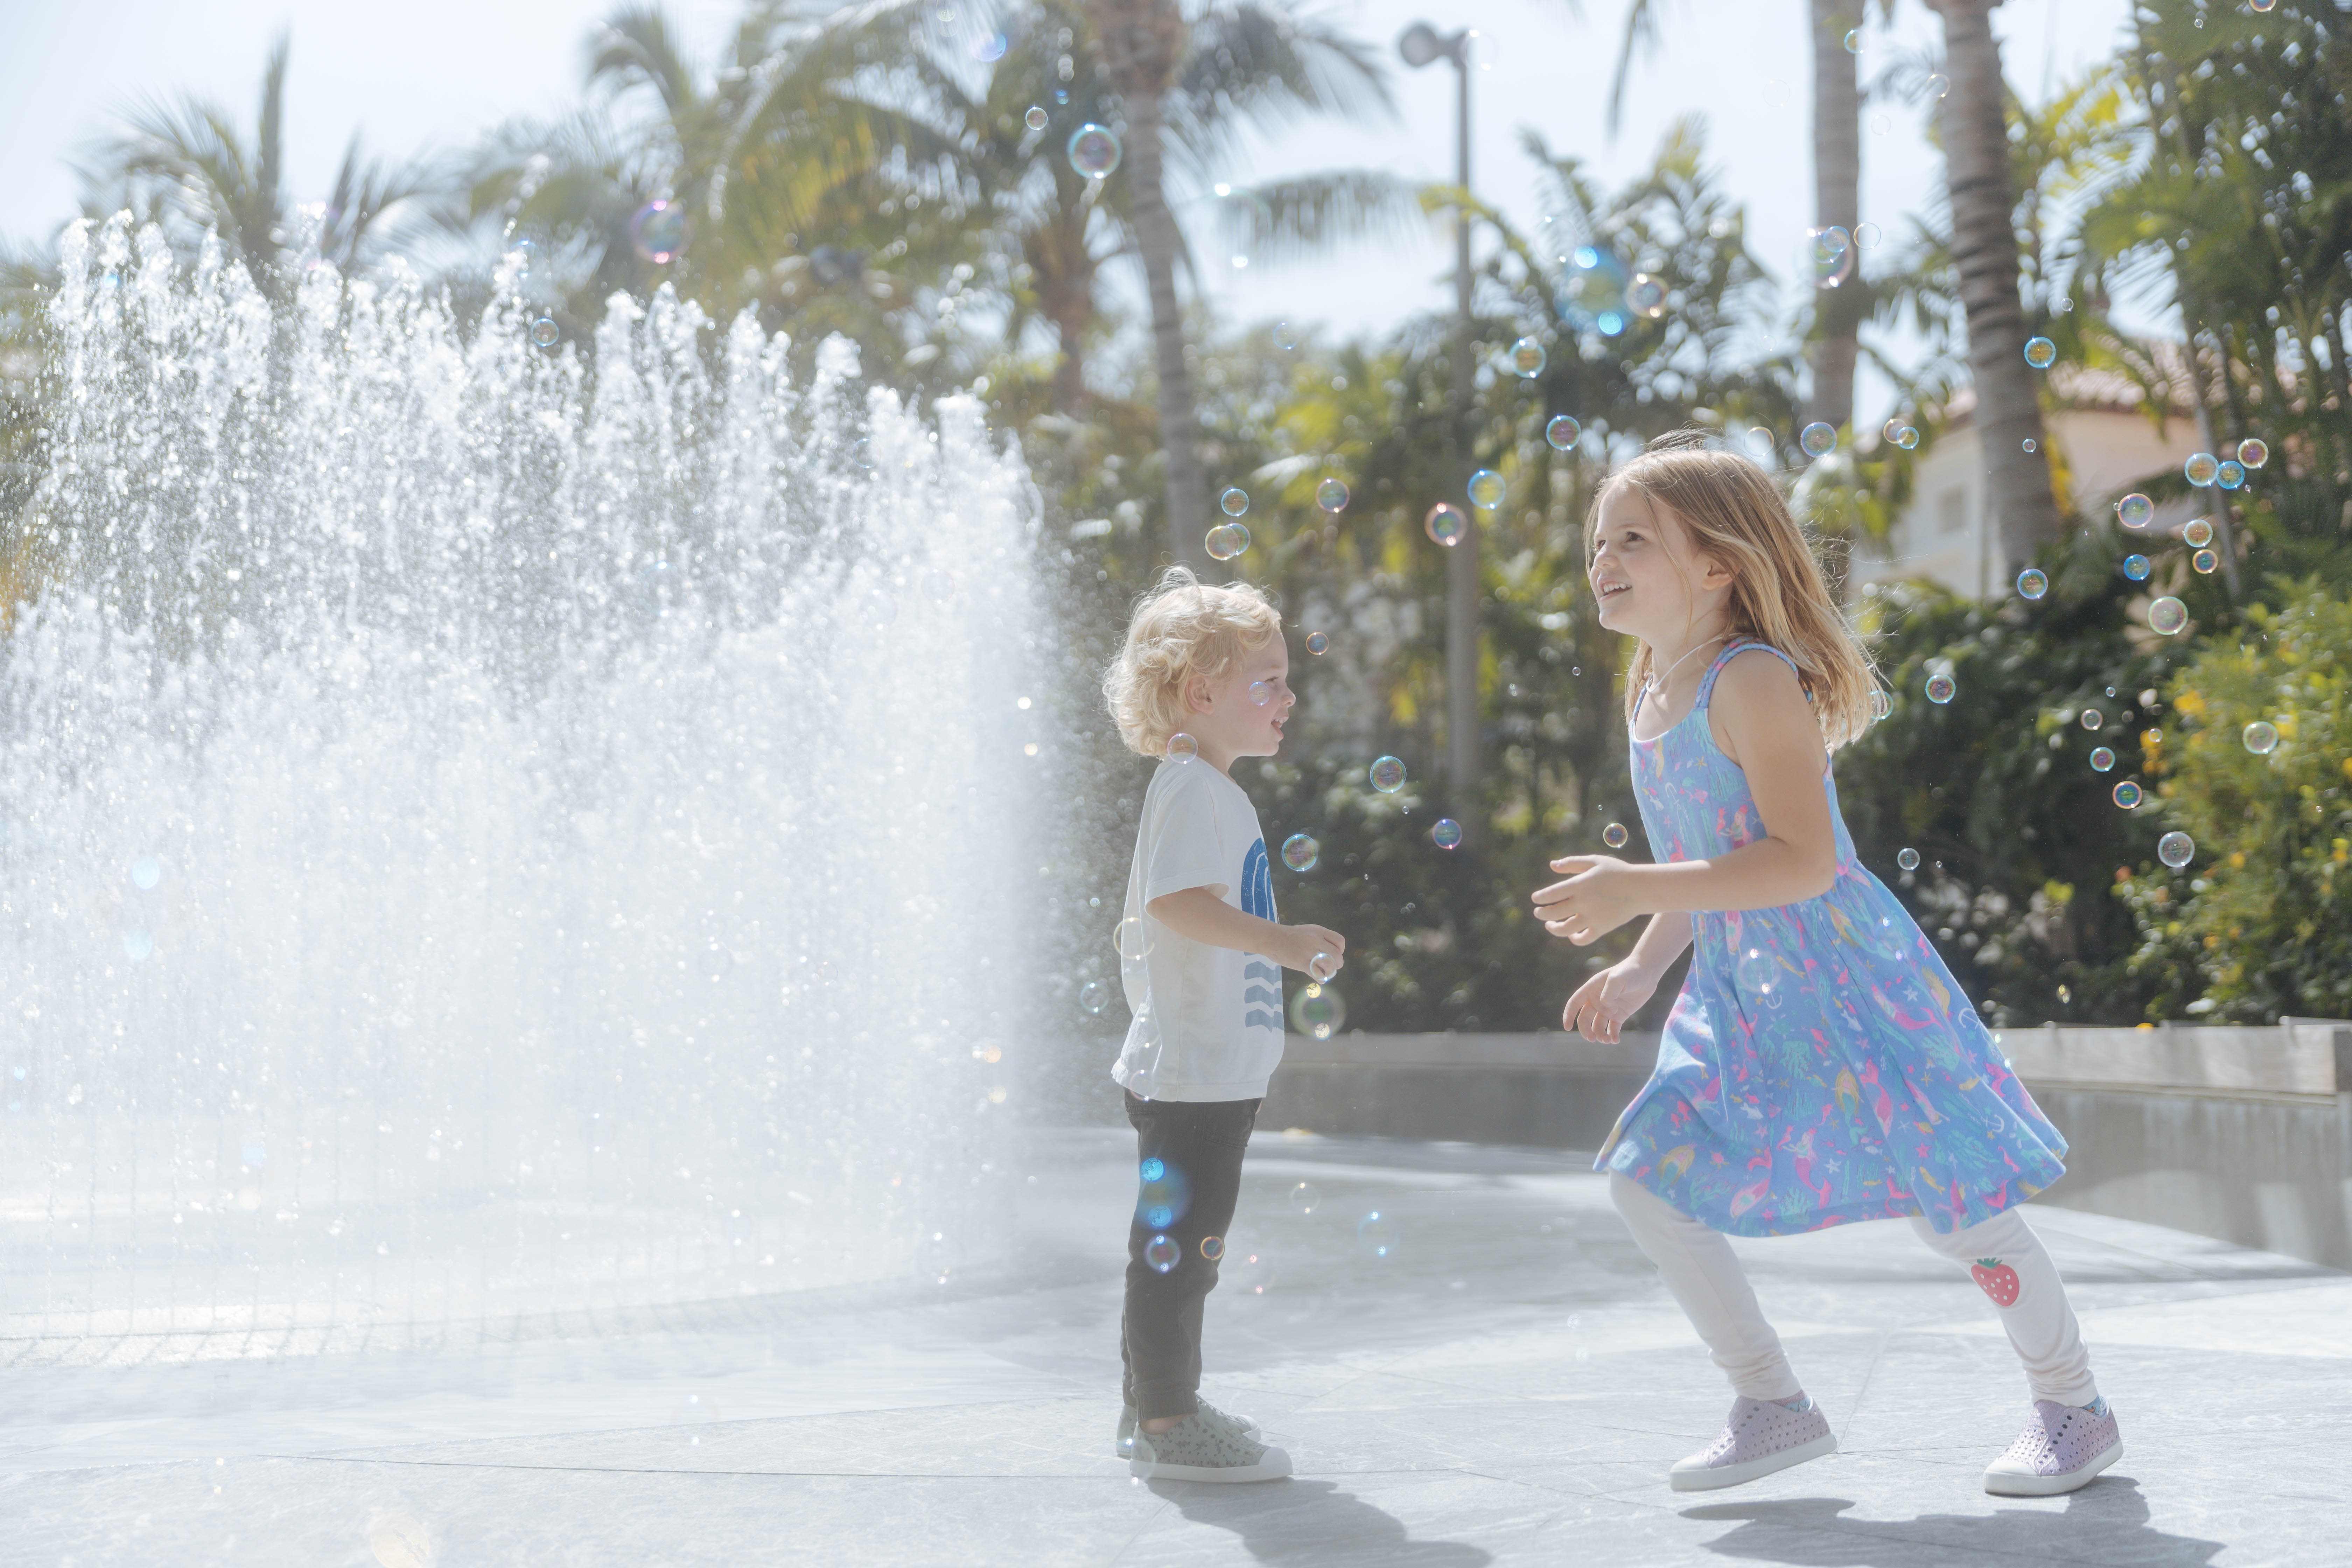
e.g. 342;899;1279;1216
2173;689;2207;717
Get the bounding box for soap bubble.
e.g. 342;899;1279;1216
1290;1181;1321;1214
1733;945;1781;1002
2216;460;2245;489
629;200;689;264
1800;422;1837;458
2183;517;2213;547
2116;493;2154;528
1205;522;1249;560
2122;554;2151;581
1559;243;1631;335
2185;452;2219;486
1356;1211;1399;1258
1507;336;1547;377
130;855;162;891
2192;548;2218;574
1424;503;1467;546
1025;106;1049;131
1431;818;1463;850
1283;833;1320;871
1601;822;1629;849
1842;27;1861;52
2082;708;2104;731
2238;438;2269;469
2112;780;2143;808
1897;847;1920;871
1856;221;1882;250
1114;916;1155;967
2090;746;2115;771
2147;596;2188;635
1810;226;1854;288
1869;689;1891;721
1307;952;1337;982
970;30;1008;61
1272;320;1298;350
1925;673;1956;704
1546;414;1581;450
2157;831;2195;869
2024;336;2056;369
1306;631;1329;656
1167;733;1199;762
1927;72;1950;98
528;316;561;348
1294;983;1345;1039
1893;424;1919;450
123;928;154;961
1079;980;1111;1015
1468;469;1506;509
1231;1252;1272;1294
1199;1235;1225;1261
1316;477;1349;512
1145;1234;1180;1273
2016;568;2048;600
1220;487;1249;517
2252;0;2276;10
1248;679;1273;706
2023;438;2039;454
1068;123;1122;179
1370;756;1407;793
1626;274;1667;318
2241;720;2278;755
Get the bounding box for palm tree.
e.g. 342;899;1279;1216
76;35;440;301
1924;0;2055;566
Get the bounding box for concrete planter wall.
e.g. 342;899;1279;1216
1259;1018;2352;1270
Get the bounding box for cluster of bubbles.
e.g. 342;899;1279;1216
1811;226;1855;289
1881;419;1920;450
1205;522;1251;560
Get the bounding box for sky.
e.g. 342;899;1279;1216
1;0;2142;426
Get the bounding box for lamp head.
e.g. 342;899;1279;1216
1398;22;1447;68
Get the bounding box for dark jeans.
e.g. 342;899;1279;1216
1120;1089;1261;1420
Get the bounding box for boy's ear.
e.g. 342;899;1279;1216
1182;672;1212;713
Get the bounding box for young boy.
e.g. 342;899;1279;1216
1100;567;1346;1483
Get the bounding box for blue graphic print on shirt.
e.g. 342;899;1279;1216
1238;838;1282;1033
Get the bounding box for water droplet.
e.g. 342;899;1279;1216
1800;422;1837;458
1316;477;1349;512
1546;415;1581;450
1897;847;1920;871
2024;336;2056;369
1067;123;1122;180
1370;756;1407;793
1282;833;1320;872
1424;503;1467;546
2015;568;2047;600
2157;831;2194;869
1431;818;1463;850
2147;596;2188;636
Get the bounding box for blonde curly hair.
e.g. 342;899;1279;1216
1102;567;1284;758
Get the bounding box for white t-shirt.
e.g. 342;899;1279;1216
1112;757;1285;1102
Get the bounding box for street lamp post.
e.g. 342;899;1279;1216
1399;21;1481;804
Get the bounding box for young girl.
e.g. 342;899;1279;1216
1532;434;2120;1498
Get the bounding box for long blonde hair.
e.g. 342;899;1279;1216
1589;434;1881;750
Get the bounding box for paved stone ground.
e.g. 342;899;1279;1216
4;1129;2345;1567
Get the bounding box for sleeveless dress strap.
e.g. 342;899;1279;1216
1696;639;1810;706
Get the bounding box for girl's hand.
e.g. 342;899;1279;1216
1531;855;1645;944
1279;924;1346;980
1562;960;1661;1044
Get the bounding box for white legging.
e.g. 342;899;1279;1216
1609;1173;2099;1408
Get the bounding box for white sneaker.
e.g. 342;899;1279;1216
1983;1399;2122;1497
1129;1411;1291;1483
1669;1395;1837;1492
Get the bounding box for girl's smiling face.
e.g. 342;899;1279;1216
1182;639;1295;772
1587;484;1730;646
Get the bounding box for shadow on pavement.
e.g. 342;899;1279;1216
1150;1477;1494;1567
1680;1477;2222;1567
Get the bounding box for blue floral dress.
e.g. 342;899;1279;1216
1597;640;2068;1236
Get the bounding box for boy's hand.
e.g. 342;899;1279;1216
1279;924;1346;980
1531;855;1644;945
1562;959;1661;1044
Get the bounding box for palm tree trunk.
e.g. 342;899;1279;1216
1087;0;1210;574
1928;0;2057;570
1806;0;1862;433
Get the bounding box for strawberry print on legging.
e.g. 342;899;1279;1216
1597;640;2070;1237
1972;1258;2022;1307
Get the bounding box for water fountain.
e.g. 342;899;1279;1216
0;216;1043;1353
